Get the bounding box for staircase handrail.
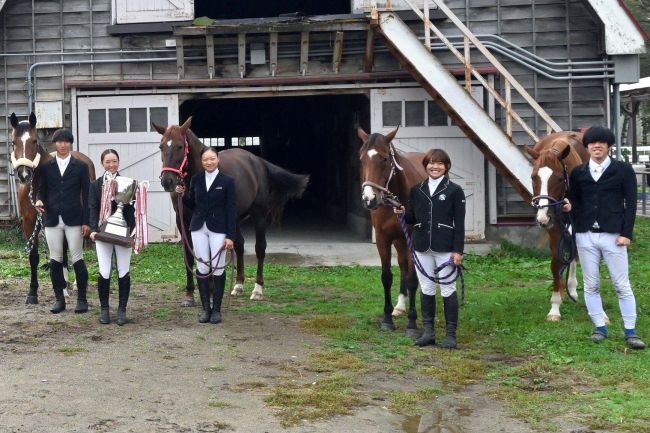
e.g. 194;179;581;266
371;0;562;142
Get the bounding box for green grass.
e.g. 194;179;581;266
2;218;650;431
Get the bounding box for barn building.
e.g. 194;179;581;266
0;0;646;243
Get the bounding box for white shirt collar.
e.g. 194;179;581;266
428;176;443;195
589;156;611;172
205;169;219;189
56;154;71;165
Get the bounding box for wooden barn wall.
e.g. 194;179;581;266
0;0;611;219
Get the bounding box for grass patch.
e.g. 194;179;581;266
265;373;362;426
307;350;367;373
152;308;170;320
207;400;233;409
57;345;86;355
387;386;444;415
206;365;226;372
418;350;488;386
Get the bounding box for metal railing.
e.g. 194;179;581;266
371;0;563;143
635;168;650;217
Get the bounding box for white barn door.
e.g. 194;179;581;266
77;94;179;242
113;0;194;24
371;87;486;240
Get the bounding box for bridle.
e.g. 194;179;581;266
10;131;42;173
361;142;403;207
160;133;190;185
530;149;570;211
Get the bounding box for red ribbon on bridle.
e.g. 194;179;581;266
160;133;190;184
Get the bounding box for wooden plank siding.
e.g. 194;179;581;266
0;0;614;219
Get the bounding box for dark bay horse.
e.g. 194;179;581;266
153;117;309;305
9;112;96;304
527;131;608;322
358;127;426;336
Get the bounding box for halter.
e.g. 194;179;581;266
361;142;403;206
530;149;570;210
10;134;42;171
160;133;190;183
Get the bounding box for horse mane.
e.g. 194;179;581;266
260;159;309;224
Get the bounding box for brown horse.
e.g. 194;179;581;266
358;127;426;336
527;131;591;320
9;112;96;304
153;117;309;306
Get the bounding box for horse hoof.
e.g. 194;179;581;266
391;308;406;317
381;322;396;331
406;328;421;339
231;284;244;297
25;295;38;305
546;314;561;322
250;292;264;301
181;298;195;307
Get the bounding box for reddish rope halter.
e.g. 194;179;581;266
160;133;190;182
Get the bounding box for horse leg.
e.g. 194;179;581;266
249;215;266;301
376;235;396;331
231;225;245;296
547;250;564;321
394;237;419;337
567;259;578;301
26;241;39;304
178;212;196;307
62;240;72;298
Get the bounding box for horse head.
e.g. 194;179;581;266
9;112;41;184
153;116;193;192
358;127;400;210
527;134;576;228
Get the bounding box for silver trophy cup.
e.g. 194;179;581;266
95;176;138;247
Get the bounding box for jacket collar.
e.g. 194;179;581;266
418;176;449;199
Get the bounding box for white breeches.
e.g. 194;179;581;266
576;231;637;329
414;250;456;297
44;219;84;263
191;224;227;276
95;239;133;279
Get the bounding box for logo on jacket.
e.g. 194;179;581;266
439;194;446;201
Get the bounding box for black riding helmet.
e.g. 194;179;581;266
582;126;615;148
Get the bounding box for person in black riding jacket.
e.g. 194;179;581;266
395;148;466;349
564;126;645;350
175;146;236;325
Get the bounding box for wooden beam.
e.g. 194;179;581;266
238;33;246;78
206;34;215;79
269;32;278;76
175;36;185;79
332;31;344;74
300;31;309;76
364;27;375;72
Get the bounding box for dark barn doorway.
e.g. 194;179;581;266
179;95;370;238
195;0;352;20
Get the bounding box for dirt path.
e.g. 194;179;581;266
0;278;581;433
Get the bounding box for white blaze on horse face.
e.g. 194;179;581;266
536;166;553;225
17;132;31;158
367;149;378;158
166;139;172;147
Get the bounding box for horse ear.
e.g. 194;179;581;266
559;143;572;160
180;116;192;133
385;126;399;143
357;127;369;143
151;122;166;135
29;112;37;128
525;145;539;160
9;113;18;128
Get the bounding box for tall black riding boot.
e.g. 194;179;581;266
441;292;459;349
117;273;131;326
197;272;211;323
97;276;111;324
210;272;226;324
73;260;89;313
49;260;66;314
415;293;436;347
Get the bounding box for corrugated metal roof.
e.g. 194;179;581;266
587;0;647;55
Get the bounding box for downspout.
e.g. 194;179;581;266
614;83;622;160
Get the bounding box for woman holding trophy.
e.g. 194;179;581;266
89;149;136;326
175;146;236;325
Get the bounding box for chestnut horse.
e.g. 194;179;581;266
153;117;309;306
358;127;426;336
9;112;96;304
527;131;601;321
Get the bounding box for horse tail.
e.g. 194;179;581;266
261;159;309;224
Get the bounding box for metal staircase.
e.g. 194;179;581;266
371;0;564;202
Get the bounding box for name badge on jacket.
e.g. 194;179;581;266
215;186;223;190
439;194;446;201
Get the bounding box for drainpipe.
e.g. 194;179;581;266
27;57;177;113
613;83;622;160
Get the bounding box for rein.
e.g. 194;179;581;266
530;162;577;302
